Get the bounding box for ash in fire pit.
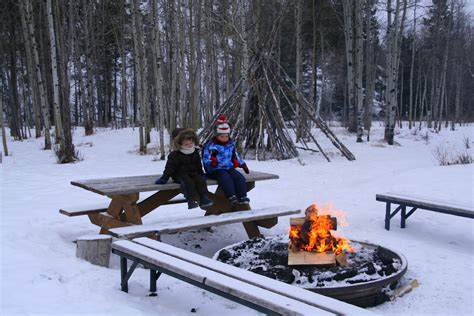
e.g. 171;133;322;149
214;234;407;307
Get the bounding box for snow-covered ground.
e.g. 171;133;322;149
1;123;473;316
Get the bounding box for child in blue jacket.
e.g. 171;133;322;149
202;120;250;204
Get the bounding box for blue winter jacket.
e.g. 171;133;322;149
202;138;245;173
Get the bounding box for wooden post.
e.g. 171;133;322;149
76;234;113;267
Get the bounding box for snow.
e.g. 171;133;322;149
1;123;473;316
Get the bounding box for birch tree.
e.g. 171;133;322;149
384;0;407;145
342;1;355;132
19;0;42;139
47;0;76;162
354;0;364;142
151;0;166;159
0;90;8;157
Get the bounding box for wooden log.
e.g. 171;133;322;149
76;234;113;268
389;279;419;300
288;250;336;266
290;216;337;230
336;252;348;267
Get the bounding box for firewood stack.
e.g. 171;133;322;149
288;204;349;267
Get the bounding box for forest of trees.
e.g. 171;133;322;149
0;0;472;162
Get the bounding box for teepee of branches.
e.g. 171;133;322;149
199;15;355;163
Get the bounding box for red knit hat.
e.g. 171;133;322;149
216;123;231;135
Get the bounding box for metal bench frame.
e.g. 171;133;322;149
376;193;474;230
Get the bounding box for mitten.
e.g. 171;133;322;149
155;177;168;184
240;163;250;174
210;149;218;167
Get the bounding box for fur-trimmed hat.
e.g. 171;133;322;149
215;123;231;135
172;128;198;150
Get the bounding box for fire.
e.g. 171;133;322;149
289;203;353;255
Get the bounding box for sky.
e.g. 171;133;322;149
1;122;473;315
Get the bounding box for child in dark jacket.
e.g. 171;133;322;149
155;129;213;209
202;120;250;205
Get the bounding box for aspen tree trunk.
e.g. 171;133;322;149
384;0;407;145
131;0;146;153
47;0;75;163
295;0;303;141
453;62;462;126
342;1;355;133
73;27;87;131
151;0;166;159
119;2;128;128
355;0;364;142
47;0;64;145
24;0;52;148
408;3;417;129
195;0;203;128
437;8;452;131
83;0;94;135
168;0;178;139
364;0;376;136
420;69;428;129
187;0;199;129
427;61;435;128
7;15;23;141
177;0;187;127
19;0;42;138
0;91;8;157
312;0;318;119
239;0;249;132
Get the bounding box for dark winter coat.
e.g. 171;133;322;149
160;129;204;182
161;149;205;182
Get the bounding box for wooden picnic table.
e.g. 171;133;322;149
61;171;279;238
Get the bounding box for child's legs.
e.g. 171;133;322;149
227;169;247;198
177;175;198;200
190;174;209;196
207;170;236;197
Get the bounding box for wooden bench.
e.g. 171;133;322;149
60;171;279;238
376;192;474;230
111;237;373;316
108;206;301;239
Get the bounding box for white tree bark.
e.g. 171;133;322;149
46;0;64;144
23;0;52;149
151;0;166;159
355;0;364;142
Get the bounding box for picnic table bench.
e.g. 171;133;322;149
376;192;474;230
60;171;280;238
108;206;301;239
111;237;373;316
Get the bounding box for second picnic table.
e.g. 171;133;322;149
60;171;279;238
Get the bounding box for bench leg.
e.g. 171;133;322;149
149;270;161;296
385;202;391;230
119;257;139;293
401;205;407;228
120;257;128;292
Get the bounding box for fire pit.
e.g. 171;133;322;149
214;204;408;307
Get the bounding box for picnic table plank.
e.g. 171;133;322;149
71;171;278;196
109;206;301;239
64;171;280;238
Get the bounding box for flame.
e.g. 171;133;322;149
289;203;353;255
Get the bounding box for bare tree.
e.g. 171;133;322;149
384;0;407;145
0;89;8;157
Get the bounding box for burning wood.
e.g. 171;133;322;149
288;204;353;266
